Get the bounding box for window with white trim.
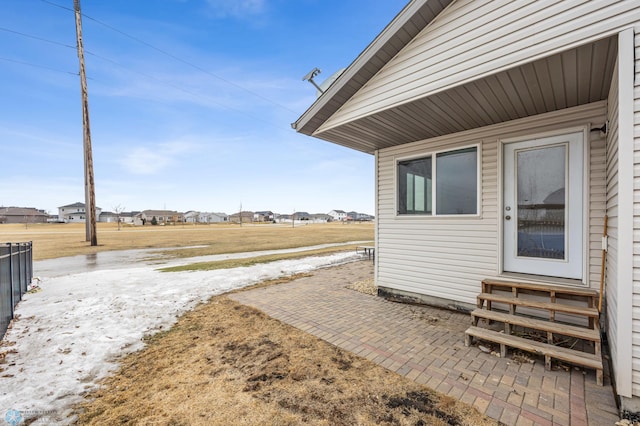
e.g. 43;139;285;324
398;146;478;216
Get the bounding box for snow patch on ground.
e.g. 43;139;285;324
0;251;359;424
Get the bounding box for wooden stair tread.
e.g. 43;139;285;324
465;326;602;369
478;293;599;317
471;309;600;342
482;279;598;298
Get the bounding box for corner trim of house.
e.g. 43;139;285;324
374;150;380;285
615;27;635;400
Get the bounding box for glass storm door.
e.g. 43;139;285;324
503;132;583;279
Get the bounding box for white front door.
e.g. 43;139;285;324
503;132;584;280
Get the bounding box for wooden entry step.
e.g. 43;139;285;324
470;309;601;348
477;292;599;320
465;326;603;385
483;279;599;299
465;279;603;385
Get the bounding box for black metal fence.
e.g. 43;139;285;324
0;242;33;340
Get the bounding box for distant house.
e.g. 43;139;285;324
0;207;49;224
133;210;183;225
183;211;199;223
118;212;135;224
253;211;274;222
201;212;228;223
229;211;254;224
184;211;228;223
347;211;374;222
58;202;102;223
310;213;332;223
98;212;118;223
97;211;134;224
275;213;291;223
328;210;347;221
293;212;311;221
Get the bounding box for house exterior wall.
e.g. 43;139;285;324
318;0;639;134
376;102;607;309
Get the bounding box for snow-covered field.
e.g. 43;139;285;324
0;248;360;425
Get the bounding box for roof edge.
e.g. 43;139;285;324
292;0;432;135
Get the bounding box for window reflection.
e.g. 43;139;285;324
436;148;478;215
398;157;432;214
516;145;566;259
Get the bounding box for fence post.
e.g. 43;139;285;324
9;243;14;319
18;243;23;294
20;243;27;294
27;241;33;284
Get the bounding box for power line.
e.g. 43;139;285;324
83;51;289;132
0;27;75;49
39;0;72;12
0;24;287;131
0;56;78;76
38;0;299;115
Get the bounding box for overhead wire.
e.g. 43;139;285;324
81;50;291;132
38;0;299;115
0;27;75;50
0;3;298;132
0;36;286;133
0;56;78;76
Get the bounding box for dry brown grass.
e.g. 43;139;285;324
0;222;373;261
7;222;495;424
75;293;496;426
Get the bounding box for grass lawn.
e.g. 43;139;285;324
0;222;374;261
75;278;496;425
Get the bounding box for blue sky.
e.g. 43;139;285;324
0;0;407;216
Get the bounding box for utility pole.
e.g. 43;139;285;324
74;0;97;246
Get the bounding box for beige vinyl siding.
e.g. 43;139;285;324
633;28;640;398
606;57;620;386
376;102;607;305
319;0;637;133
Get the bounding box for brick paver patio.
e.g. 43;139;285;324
229;259;620;425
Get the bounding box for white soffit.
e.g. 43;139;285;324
313;35;618;154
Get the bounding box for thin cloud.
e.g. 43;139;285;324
119;140;197;175
205;0;267;19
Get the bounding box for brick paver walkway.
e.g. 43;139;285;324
229;260;620;425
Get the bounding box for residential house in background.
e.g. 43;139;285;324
328;210;347;221
58;202;102;223
253;211;275;222
0;207;49;224
294;0;640;410
229;211;254;224
310;213;332;222
184;211;229;223
183;211;199;223
133;210;183;225
98;211;135;224
347;211;374;221
200;212;228;223
118;212;135;224
292;211;311;221
98;211;118;223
